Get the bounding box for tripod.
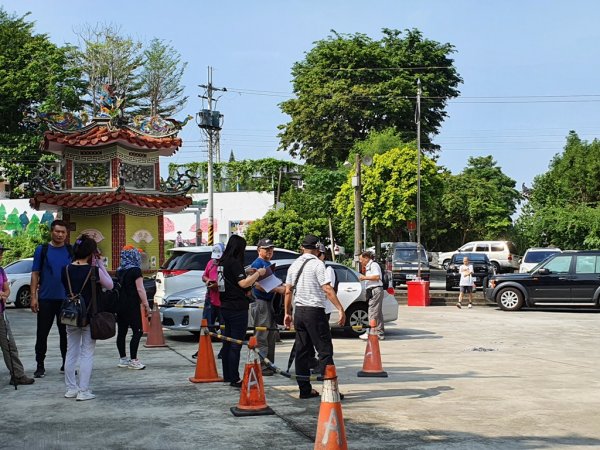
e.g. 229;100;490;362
2;310;18;390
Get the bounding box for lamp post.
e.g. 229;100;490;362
416;78;422;279
353;153;362;271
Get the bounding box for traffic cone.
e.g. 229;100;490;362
141;304;150;335
230;336;274;417
314;365;348;450
144;304;167;348
357;320;388;378
189;319;223;383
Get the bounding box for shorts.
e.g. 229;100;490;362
460;285;473;294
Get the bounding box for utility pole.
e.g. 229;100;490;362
416;78;422;279
353;153;362;271
198;66;226;246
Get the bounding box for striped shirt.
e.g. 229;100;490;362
285;253;327;308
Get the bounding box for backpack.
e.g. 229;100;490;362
39;243;74;285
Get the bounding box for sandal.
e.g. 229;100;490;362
299;389;320;399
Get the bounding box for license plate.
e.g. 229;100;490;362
406;274;416;280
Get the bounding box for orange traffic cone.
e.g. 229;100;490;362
144;304;167;348
230;336;274;417
141;304;150;335
189;319;223;383
357;320;388;377
314;365;348;450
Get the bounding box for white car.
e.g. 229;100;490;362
439;240;520;273
4;258;33;308
154;245;298;305
519;247;561;273
161;259;398;337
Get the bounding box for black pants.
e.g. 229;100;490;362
116;305;143;360
293;306;334;395
35;300;67;366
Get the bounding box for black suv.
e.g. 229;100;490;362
485;250;600;311
389;242;430;287
446;253;494;291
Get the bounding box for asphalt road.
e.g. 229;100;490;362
3;304;600;449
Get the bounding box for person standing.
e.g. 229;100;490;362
284;234;345;399
175;231;184;247
359;251;385;340
30;219;73;378
317;243;337;318
116;246;151;370
457;256;474;309
219;235;266;387
61;235;113;401
202;243;225;325
0;244;35;386
250;238;285;376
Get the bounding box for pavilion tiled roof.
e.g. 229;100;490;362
43;125;181;152
31;191;191;213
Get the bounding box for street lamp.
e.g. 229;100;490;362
416;78;423;279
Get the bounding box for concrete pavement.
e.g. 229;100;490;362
2;304;600;449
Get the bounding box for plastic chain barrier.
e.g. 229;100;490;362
251;348;340;382
206;330;247;346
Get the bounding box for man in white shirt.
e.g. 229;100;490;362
359;251;385;340
458;256;474;309
284;235;345;399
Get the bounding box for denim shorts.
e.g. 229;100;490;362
460;285;473;294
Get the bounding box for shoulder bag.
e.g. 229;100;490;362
89;269;116;340
60;266;92;327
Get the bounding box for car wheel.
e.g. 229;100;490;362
442;259;451;270
497;287;524;311
491;262;501;274
344;303;369;337
15;286;31;309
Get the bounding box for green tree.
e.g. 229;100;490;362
138;38;188;116
278;28;462;167
334;144;443;248
442;156;521;245
0;8;84;194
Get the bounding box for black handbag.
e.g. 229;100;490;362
89;269;116;340
60;266;92;327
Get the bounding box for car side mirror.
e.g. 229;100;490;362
537;268;550;275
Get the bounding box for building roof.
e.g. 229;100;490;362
30;191;191;213
43;125;181;156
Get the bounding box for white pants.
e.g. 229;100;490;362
65;325;96;392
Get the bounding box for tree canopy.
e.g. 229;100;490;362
278;28;462;167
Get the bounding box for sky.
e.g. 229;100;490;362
4;0;600;190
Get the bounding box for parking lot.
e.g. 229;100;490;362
2;304;600;449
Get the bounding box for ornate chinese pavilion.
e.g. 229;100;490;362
30;87;196;270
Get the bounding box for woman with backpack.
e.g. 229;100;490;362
61;234;113;401
116;246;151;370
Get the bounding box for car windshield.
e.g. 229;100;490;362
170;252;211;271
524;250;559;264
4;259;33;274
394;248;426;262
452;253;487;263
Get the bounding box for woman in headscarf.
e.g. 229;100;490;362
115;245;150;370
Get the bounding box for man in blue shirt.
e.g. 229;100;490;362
30;220;72;378
250;238;285;376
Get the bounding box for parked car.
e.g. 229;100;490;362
445;253;494;291
161;259;399;337
5;258;33;308
154;245;298;305
439;240;520;273
519;247;561;273
485;250;600;311
389;242;430;287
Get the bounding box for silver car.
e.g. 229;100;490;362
160;259;398;337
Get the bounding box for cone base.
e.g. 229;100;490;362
144;343;168;348
357;370;388;378
230;406;274;417
189;376;224;383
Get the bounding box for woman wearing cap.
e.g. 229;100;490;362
115;246;151;370
218;235;266;387
202;243;224;325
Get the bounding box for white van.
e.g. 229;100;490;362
439;241;520;273
154;246;298;305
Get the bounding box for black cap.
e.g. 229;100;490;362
317;243;326;254
301;234;320;250
257;238;275;248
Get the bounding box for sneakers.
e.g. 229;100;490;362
64;389;78;398
230;380;242;388
468;303;473;309
378;334;385;341
456;302;462;309
359;332;369;340
127;359;146;370
118;357;131;368
9;376;35;386
76;390;96;401
60;364;64;373
34;365;45;378
261;367;275;376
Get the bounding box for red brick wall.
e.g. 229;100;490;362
65;160;73;189
112;158;120;188
112;213;126;269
